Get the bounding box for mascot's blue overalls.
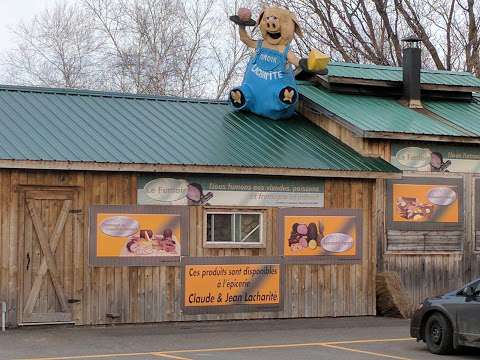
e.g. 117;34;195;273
230;40;297;120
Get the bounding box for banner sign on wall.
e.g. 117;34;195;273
89;205;188;266
386;177;464;231
182;258;283;313
391;142;480;173
137;175;324;207
277;208;362;264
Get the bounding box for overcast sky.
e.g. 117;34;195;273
0;0;61;52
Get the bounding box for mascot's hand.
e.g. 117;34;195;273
299;49;330;75
230;8;256;26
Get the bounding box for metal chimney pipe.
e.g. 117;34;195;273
402;36;422;108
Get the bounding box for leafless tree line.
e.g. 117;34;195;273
2;0;480;98
269;0;480;76
1;0;251;98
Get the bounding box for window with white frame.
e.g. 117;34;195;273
205;211;263;245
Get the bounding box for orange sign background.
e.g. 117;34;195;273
392;184;459;223
184;264;280;308
96;213;181;257
283;216;357;257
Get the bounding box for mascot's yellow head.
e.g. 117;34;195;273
257;7;303;47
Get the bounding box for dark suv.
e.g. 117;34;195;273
411;278;480;354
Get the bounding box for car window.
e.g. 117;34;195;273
475;281;480;295
457;280;480;296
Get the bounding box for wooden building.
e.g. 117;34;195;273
297;56;480;309
0;85;399;327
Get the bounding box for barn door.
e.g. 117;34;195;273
19;189;76;324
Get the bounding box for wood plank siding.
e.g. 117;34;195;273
301;105;480;312
378;172;480;309
0;169;377;326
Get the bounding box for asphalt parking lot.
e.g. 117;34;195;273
0;317;479;360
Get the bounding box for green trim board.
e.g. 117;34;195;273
0;84;398;174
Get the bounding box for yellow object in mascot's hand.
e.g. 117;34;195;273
229;7;330;120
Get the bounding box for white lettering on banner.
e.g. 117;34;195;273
259;54;278;63
251;64;284;80
138;177;325;207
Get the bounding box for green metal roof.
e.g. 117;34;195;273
423;95;480;136
299;82;472;137
0;85;398;173
328;62;480;88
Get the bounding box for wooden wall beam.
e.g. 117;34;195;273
0;160;400;180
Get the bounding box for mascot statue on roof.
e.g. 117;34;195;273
229;7;330;120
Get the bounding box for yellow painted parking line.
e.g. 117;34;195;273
15;342;332;359
14;353;153;360
13;337;414;360
325;338;414;345
151;354;193;360
321;344;414;360
160;338;413;354
162;341;334;353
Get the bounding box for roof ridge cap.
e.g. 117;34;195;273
0;84;227;104
330;62;476;77
330;62;401;72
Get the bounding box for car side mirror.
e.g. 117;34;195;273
464;286;475;297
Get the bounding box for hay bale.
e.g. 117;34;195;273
376;272;412;319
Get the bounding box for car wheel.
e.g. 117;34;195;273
425;313;454;355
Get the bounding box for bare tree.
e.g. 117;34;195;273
82;0;189;95
1;0;253;98
207;0;251;99
7;0;480;93
82;0;246;97
269;0;480;73
2;2;103;88
269;0;405;65
456;0;480;76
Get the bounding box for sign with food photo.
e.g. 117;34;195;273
278;208;362;264
89;205;188;266
387;177;463;231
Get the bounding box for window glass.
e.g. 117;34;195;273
458;281;480;296
206;212;262;243
236;214;261;243
474;281;480;295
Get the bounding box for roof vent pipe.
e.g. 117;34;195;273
402;36;422;108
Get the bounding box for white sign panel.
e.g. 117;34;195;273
137;176;324;207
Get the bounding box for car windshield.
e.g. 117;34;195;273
457;279;480;296
475;282;480;295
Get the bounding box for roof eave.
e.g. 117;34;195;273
363;131;480;144
327;76;480;93
300;96;366;137
0;159;401;179
300;93;480;144
327;76;400;88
